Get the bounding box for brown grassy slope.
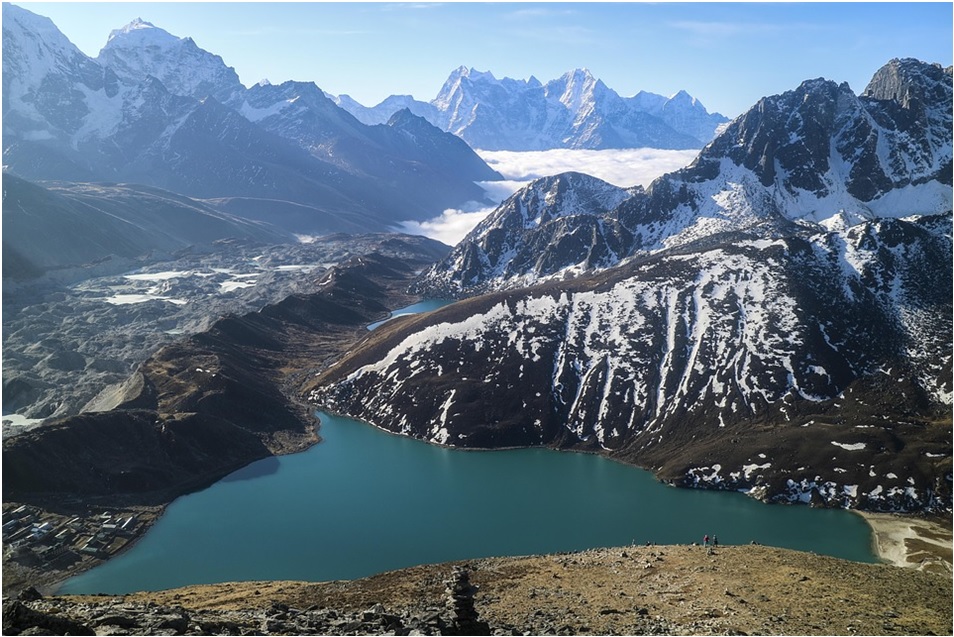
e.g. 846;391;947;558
82;545;952;636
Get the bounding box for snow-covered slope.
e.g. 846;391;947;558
2;3;125;167
412;173;637;296
416;59;953;297
314;213;952;512
334;66;729;150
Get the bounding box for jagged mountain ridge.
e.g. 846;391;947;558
1;5;500;234
229;80;499;207
96;14;502;208
334;66;729;150
309;59;953;513
416;59;953;298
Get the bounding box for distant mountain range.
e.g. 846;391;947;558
1;3;730;258
311;58;953;513
333;66;729;151
1;4;502;240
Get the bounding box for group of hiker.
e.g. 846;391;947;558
702;534;718;547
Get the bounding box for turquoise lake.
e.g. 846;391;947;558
366;299;454;330
61;411;877;594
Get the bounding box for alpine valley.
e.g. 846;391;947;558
1;3;952;633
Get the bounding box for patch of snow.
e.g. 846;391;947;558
831;441;866;451
124;270;192;281
220;280;256;292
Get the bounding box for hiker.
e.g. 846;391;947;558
703;534;709;546
713;535;718;547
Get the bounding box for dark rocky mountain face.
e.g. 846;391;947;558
412;172;637;296
336;66;728;150
2;5;501;234
703;59;951;204
417;59;953;298
310;59;953;513
226;82;501;221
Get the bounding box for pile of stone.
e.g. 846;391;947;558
443;567;490;636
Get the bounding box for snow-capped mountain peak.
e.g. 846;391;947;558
433;66;500;111
667;89;699;107
549;68;602;113
98;16;242;101
106;17;166;44
863;57;951;108
2;2;120;143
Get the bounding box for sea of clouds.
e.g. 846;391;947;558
397;148;700;246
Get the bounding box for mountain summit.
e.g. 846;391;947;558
98;17;243;103
335;67;729;150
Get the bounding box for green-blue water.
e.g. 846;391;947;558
60;411;877;594
366;299;454;330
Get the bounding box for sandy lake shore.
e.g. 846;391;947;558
858;511;952;573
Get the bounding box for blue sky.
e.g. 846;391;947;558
14;2;953;117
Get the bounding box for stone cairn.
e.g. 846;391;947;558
443;566;490;635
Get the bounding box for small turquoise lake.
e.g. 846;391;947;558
366;299;455;330
61;411;876;594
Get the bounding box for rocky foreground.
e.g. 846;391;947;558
3;544;952;636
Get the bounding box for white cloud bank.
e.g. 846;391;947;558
478;148;700;189
396;147;700;246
